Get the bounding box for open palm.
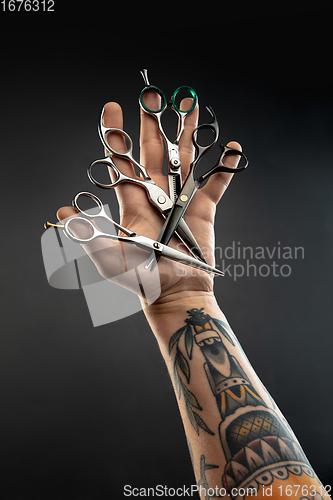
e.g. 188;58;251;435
57;93;241;306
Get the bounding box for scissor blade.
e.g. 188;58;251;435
168;172;182;204
159;204;185;246
140;179;205;262
144;175;199;270
159;173;198;246
144;204;190;271
160;245;224;276
176;218;207;263
159;208;206;263
132;235;222;276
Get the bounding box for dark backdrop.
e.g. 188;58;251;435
1;5;333;499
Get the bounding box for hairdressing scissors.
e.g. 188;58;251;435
88;109;207;264
60;192;224;276
139;69;198;203
146;107;249;269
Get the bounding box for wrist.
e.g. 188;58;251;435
141;291;226;350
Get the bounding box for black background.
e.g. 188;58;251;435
1;4;333;499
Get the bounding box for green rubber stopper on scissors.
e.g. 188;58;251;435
140;86;167;114
172;86;198;114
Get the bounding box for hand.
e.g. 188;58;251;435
57;93;241;308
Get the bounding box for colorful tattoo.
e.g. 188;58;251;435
197;454;219;500
169;308;331;499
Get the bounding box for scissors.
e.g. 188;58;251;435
139;68;198;203
88;109;207;264
59;192;224;276
146;107;249;269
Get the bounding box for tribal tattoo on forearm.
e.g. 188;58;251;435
169;308;331;499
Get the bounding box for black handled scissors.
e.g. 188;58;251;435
139;69;198;203
62;192;224;276
146;107;248;268
89;109;207;264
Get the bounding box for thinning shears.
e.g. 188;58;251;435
88;110;207;263
139;69;198;203
62;192;224;276
146;107;249;268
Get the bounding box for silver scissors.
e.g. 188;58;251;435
88;110;207;264
61;192;224;276
146;107;249;268
139;68;198;203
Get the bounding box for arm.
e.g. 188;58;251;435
144;296;331;500
57;93;331;500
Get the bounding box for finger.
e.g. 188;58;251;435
201;141;242;205
103;102;136;179
57;207;156;283
102;102;145;208
56;206;119;258
179;98;199;180
139;90;165;187
57;206;94;242
57;206;78;221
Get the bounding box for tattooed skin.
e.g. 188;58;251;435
169;309;331;500
197;455;219;500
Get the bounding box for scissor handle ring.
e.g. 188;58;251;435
87;157;123;189
72;191;103;217
103;128;134;157
171;86;198;114
64;217;97;244
139;85;167;114
193;123;219;149
191;106;219;157
192;123;219;163
219;146;249;172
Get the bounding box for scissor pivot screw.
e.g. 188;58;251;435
157;195;166;204
180;195;188;202
153;242;161;250
170;158;180;169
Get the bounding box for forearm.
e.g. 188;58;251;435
143;293;331;500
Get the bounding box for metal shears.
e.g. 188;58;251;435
139;68;198;203
146;107;249;268
60;192;224;276
88;110;207;263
